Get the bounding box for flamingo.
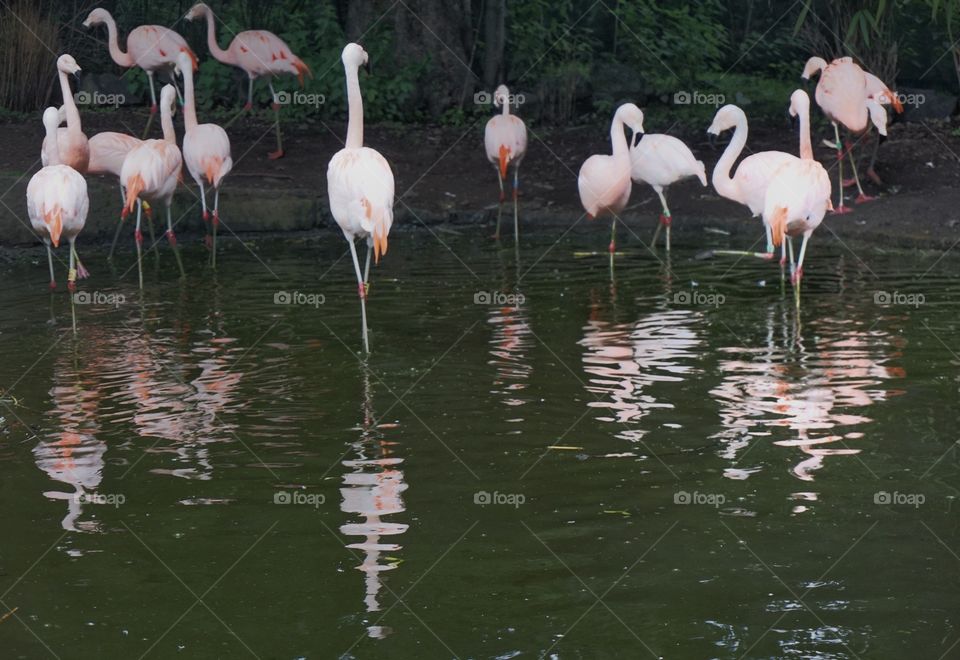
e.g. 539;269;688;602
763;90;832;305
801;56;900;211
120;85;186;288
41;55;89;174
577;103;645;254
86;128;145;258
629;131;707;252
483;85;527;240
706;104;797;258
83;7;197;131
28;108;89;292
185;2;312;160
176;51;233;267
327;43;395;354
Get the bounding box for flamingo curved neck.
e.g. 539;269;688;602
797;103;813;160
181;66;199;132
712;112;747;201
161;106;176;144
201;8;232;64
609;114;629;161
58;69;82;132
43;123;60;166
345;65;363;149
102;12;134;67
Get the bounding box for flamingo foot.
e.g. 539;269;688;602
267;149;285;160
150;104;158;115
67;280;76;293
855;193;876;204
76;262;90;280
762;252;776;261
243;102;253;111
832;205;853;215
48;280;57;291
608;241;616;254
202;209;210;222
659;214;671;226
842;177;857;188
135;228;143;245
166;229;177;246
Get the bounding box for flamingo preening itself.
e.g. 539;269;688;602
483;85;527;240
42;55;89;174
83;7;197;134
630;131;706;252
176;51;233;267
185;2;312;159
763;89;832;305
327;43;395;354
120;85;186;288
577;103;645;254
28;108;90;292
801;56;901;212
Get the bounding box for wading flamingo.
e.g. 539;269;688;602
185;2;312;160
177;51;233;267
28;108;89;292
629;132;706;252
801;56;900;211
85;126;145;258
706;105;797;258
42;56;89;173
327;43;395;354
83;8;197;130
578;103;645;254
120;85;186;288
764;90;832;305
483;85;527;240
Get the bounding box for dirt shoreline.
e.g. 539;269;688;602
1;108;958;252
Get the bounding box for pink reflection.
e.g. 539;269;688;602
487;299;533;408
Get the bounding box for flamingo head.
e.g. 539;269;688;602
493;85;510;108
174;51;193;77
614;103;644;138
788;89;810;119
160;84;177;115
866;99;888;137
82;8;110;28
342;43;369;73
707;104;742;136
801;56;828;80
57;54;81;77
41;107;59;134
185;3;211;21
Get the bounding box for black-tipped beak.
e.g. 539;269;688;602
879;133;887;145
708;132;717;148
73;71;81;83
632;132;643;148
364;61;371;75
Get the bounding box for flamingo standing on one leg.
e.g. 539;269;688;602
28;108;90;292
176;51;233;268
763;90;832;307
483;85;527;240
185;2;312;160
120;85;186;288
83;8;197;134
577;103;645;255
801;56;899;212
42;56;89;173
706;105;798;259
327;43;395;354
629;132;706;252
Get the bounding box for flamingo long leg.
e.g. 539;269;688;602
348;237;370;353
211;187;220;269
833;122;846;211
494;171;504;240
45;239;56;290
268;82;283;159
655;188;672;252
143;72;158;138
167;206;186;277
609;216;617;253
363;236;372;297
135;201;144;289
512;165;520;242
246;77;254;110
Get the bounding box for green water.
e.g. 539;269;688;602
1;226;958;659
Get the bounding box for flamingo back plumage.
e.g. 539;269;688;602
327;147;395;258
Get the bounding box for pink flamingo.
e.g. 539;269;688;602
629;132;706;252
577;103;645;254
327;44;395;354
28;108;89;292
801;56;900;211
764;90;832;305
120;85;186;288
86;129;148;260
483;85;527;240
83;8;197;125
706;104;797;258
177;51;233;268
42;56;89;174
185;2;312;160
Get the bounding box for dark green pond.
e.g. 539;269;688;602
1;224;958;658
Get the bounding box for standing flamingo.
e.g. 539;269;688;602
327;43;395;354
577;103;645;254
86;128;145;259
763;90;832;305
83;8;197;133
42;56;89;173
483;85;527;240
629;131;706;252
176;51;233;267
120;85;186;288
28;108;89;292
801;56;899;211
706;105;798;258
185;2;312;160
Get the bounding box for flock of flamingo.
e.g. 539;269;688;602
23;4;902;351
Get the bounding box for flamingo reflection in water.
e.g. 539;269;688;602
340;372;408;639
579;292;703;444
487;295;533;409
711;308;905;483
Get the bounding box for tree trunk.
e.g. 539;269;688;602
482;0;505;89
